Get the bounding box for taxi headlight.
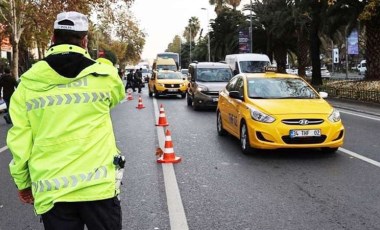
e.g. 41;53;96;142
157;83;165;87
249;107;275;123
328;109;341;122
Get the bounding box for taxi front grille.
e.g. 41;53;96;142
282;135;326;144
202;91;219;96
281;119;324;125
164;84;180;88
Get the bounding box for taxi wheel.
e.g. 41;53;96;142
217;111;227;136
148;90;153;97
181;93;186;99
192;101;199;111
240;122;253;155
154;88;159;98
321;147;338;154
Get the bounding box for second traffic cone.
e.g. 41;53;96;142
156;104;169;126
157;129;181;164
127;91;133;100
136;95;145;109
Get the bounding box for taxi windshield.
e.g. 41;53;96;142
157;72;183;80
247;78;319;99
196;68;233;82
157;65;177;71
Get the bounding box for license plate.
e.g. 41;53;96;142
168;89;177;92
289;129;321;138
213;98;219;102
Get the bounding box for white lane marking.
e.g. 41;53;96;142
0;146;8;153
339;147;380;168
339;109;380;121
153;99;189;230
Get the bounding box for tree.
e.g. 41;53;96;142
0;0;134;78
183;17;201;42
166;35;182;54
210;8;248;61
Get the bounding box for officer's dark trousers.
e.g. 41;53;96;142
41;197;121;230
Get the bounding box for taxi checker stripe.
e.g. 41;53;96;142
26;92;110;111
32;166;108;193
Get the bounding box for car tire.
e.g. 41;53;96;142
187;94;192;106
181;93;186;99
217;110;227;136
192;100;199;111
240;121;254;155
148;91;153;97
321;147;338;154
154;87;159;98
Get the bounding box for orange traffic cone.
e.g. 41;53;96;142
127;91;133;101
157;129;181;164
156;104;169;126
136;95;145;109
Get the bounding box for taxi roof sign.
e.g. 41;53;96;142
265;66;277;72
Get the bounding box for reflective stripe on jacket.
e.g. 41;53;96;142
7;44;126;214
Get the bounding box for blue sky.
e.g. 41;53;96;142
131;0;250;62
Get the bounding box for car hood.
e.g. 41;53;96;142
249;99;333;115
197;82;228;91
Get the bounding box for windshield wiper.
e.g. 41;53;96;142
249;96;266;99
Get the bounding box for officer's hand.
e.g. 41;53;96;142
18;187;34;204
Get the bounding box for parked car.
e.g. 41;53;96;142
305;67;331;79
357;60;366;75
286;68;298;75
187;62;233;110
216;67;344;154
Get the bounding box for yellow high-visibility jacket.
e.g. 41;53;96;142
7;44;125;214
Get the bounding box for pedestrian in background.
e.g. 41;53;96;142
125;69;135;92
134;67;143;93
7;11;125;230
0;67;18;124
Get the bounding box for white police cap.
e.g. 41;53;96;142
54;11;88;32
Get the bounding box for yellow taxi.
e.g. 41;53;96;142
216;67;344;154
148;70;188;98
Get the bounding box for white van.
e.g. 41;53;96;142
225;53;271;75
357;60;366;75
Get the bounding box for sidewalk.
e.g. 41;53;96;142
327;98;380;116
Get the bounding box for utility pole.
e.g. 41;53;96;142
201;8;211;62
189;25;192;63
249;0;253;53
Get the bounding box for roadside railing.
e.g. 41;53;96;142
315;86;380;103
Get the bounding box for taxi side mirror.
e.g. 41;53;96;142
229;91;243;100
319;92;328;98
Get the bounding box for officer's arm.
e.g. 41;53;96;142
109;71;126;108
7;86;33;190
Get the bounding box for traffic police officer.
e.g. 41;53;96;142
7;11;125;230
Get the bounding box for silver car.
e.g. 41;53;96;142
186;62;233;110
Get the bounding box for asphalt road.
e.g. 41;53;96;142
0;88;379;230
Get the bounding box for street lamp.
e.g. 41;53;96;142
201;7;211;62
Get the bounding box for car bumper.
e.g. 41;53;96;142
156;86;187;95
246;116;344;150
193;91;220;108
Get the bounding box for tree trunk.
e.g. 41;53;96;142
310;1;322;86
273;43;287;73
11;38;19;80
364;16;380;80
297;29;309;78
